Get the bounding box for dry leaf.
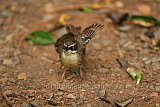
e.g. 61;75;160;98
116;98;133;107
91;4;102;8
59;14;70;24
136;4;151;16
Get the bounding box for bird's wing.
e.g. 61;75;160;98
81;23;103;45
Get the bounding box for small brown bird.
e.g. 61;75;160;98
54;23;103;80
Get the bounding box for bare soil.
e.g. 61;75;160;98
0;0;160;107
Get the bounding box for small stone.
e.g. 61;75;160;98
0;65;5;71
156;103;159;107
0;78;8;83
71;102;77;107
119;39;127;47
155;83;160;92
49;69;54;72
127;45;135;50
115;1;124;8
2;10;13;17
118;25;131;32
152;62;160;71
2;59;13;66
4;90;12;95
42;14;53;22
119;32;128;38
44;2;54;13
67;94;76;99
149;85;155;90
56;91;63;96
150;92;158;97
0;30;6;39
14;50;22;56
30;100;40;107
21;103;31;107
98;90;106;97
10;5;19;12
98;65;111;73
5;34;15;42
18;73;27;80
41;57;54;64
47;99;58;106
79;94;87;100
125;84;132;88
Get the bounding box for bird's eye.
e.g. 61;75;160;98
71;46;75;51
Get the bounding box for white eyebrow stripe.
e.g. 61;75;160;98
64;43;67;47
68;43;76;47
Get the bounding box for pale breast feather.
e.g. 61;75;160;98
61;52;81;67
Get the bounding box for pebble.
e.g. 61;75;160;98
127;45;135;50
119;32;128;38
2;59;13;66
150;92;159;97
21;103;31;107
0;77;8;83
4;90;12;95
1;10;13;17
56;91;63;96
0;30;6;39
71;102;77;107
18;73;27;80
80;94;87;100
44;2;54;13
30;100;40;107
119;39;127;46
67;94;76;99
149;85;155;90
152;62;160;71
115;1;124;8
98;66;111;73
41;57;54;64
98;90;106;97
118;25;132;32
14;50;22;56
47;99;58;106
5;34;14;42
155;83;160;92
42;14;53;22
125;84;132;88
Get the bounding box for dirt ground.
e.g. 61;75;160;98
0;0;160;107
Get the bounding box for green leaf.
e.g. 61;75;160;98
130;15;158;23
79;8;93;12
126;68;142;84
156;23;160;29
27;30;54;45
129;15;159;27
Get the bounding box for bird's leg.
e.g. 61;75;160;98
61;67;67;81
80;66;83;79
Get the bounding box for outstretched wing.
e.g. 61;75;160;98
81;23;103;45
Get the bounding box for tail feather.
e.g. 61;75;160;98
66;24;81;36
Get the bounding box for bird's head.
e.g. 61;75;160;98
63;39;78;54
